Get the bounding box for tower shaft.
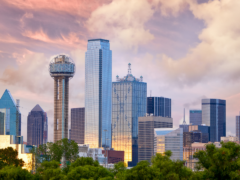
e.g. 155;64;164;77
54;77;69;142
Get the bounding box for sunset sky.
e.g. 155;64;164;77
0;0;239;142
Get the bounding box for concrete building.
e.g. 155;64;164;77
27;104;48;146
147;97;171;117
221;136;239;142
138;115;173;163
154;128;183;161
189;110;202;125
85;39;112;149
112;63;147;166
49;55;75;142
102;150;124;164
71;108;85;144
0;135;34;171
189;125;210;143
0;89;21;136
202;99;226;142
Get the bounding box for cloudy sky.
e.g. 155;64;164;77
0;0;239;142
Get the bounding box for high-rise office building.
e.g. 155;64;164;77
154;128;183;161
189;125;210;143
112;64;147;166
202;99;226;142
236;113;240;140
147;97;171;117
138;115;173;163
179;108;189;132
189;110;202;125
71;108;85;144
85;39;112;148
0;109;10;135
27;104;48;146
49;55;75;142
0;89;21;136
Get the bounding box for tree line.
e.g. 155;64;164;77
1;139;240;179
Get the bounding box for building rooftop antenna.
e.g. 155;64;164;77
128;63;131;74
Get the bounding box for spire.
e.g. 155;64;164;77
128;63;131;74
183;108;186;124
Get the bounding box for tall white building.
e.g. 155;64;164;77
154;128;183;161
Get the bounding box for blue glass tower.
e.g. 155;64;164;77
202;99;226;142
0;89;21;136
112;64;147;166
147;97;171;117
85;39;112;148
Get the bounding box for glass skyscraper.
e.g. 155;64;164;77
147;97;171;117
154;128;183;161
189;110;202;125
71;107;85;144
236;113;240;141
85;39;112;148
0;109;10;135
27;104;48;146
112;64;147;166
202;99;226;142
0;89;21;136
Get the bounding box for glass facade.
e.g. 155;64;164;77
189;110;202;125
147;97;171;118
71;108;85;144
0;89;21;136
85;39;112;148
0;109;10;135
154;128;183;161
236;115;240;141
112;67;147;166
202;99;226;142
189;125;210;143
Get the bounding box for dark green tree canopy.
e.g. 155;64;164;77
0;147;24;169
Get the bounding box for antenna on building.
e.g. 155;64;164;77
140;76;143;82
116;75;119;81
183;108;186;124
128;63;131;74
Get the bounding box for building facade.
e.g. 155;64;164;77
27;104;48;146
189;125;210;143
189;110;202;125
71;108;85;144
0;89;21;136
112;64;147;166
49;55;75;142
236;114;240;141
202;99;226;142
154;128;183;161
0;109;10;135
102;150;124;164
85;39;112;148
138;116;173;163
147;97;171;117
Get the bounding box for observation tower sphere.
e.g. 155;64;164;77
49;54;75;142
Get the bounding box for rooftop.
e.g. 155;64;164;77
88;39;109;43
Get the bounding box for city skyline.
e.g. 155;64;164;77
0;0;239;142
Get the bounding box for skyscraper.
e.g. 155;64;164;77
0;109;10;135
0;89;21;136
202;99;226;142
236;113;240;140
138;115;173;163
27;104;48;146
189;110;202;125
147;97;171;117
154;128;183;161
112;63;147;166
49;55;75;142
85;39;112;148
71;108;85;144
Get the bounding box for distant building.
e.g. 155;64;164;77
102;150;124;164
71;108;85;144
189;125;210;143
202;99;226;142
69;129;71;140
147;97;171;117
138;115;173;163
189;110;202;125
221;136;239;142
112;63;147;167
236;113;240;140
27;104;48;146
0;109;10;135
85;39;112;149
0;89;21;136
154;128;183;161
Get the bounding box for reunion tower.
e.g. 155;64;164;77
49;55;75;142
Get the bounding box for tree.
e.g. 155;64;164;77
194;141;240;180
0;147;24;169
0;166;33;180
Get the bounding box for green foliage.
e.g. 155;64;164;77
0;147;24;169
194;141;240;180
0;166;33;180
